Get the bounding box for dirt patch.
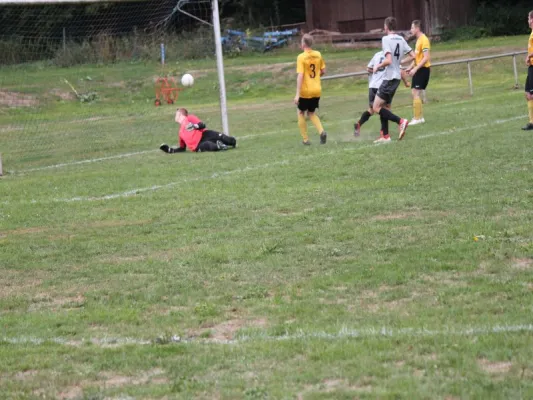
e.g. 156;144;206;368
478;359;513;375
58;386;83;400
49;88;76;101
0;273;43;299
1;226;48;236
512;258;533;270
14;370;38;380
196;318;268;341
0;90;38;108
85;219;152;229
28;294;85;312
297;378;373;399
99;368;167;387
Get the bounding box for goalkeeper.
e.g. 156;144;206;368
160;108;237;153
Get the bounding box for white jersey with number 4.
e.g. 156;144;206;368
368;51;386;89
382;34;412;81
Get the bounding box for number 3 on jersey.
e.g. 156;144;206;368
310;63;316;78
394;44;400;60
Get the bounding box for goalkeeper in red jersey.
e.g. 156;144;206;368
160;108;237;153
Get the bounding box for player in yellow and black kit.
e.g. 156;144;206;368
523;10;533;130
294;34;327;145
405;20;431;125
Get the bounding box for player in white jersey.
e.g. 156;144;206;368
372;17;415;143
354;51;387;137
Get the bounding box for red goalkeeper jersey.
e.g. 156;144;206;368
179;114;206;151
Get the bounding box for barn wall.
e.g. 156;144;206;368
306;0;473;34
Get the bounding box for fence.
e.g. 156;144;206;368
322;51;528;95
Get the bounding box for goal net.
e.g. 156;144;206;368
0;0;220;174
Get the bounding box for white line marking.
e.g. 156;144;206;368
20;150;158;173
57;160;290;202
2;324;532;347
50;114;525;203
417;115;527;139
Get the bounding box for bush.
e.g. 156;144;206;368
440;26;489;42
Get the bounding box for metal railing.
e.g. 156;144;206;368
322;51;528;95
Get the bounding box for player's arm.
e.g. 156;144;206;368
526;52;533;65
294;72;304;104
374;53;392;73
408;49;428;76
320;57;326;76
186;121;206;130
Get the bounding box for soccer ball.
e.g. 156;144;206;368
181;73;194;87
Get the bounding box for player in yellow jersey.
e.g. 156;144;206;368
405;20;431;125
523;11;533;130
294;34;327;145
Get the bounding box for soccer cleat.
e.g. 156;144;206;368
302;140;311;146
159;143;170;153
521;123;533;131
373;136;391;144
216;140;228;150
354;122;361;137
409;118;425;126
320;131;328;144
398;119;409;140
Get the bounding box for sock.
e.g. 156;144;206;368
528;100;533;124
380;116;389;137
308;113;324;134
414;97;423;120
298;114;308;142
379;108;401;124
359;110;372;126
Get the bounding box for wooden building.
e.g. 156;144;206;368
305;0;474;35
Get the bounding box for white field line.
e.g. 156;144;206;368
417;115;527;139
2;323;532;347
50;114;525;203
21;150;158;173
58;160;290;202
12;93;517;174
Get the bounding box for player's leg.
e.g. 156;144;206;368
204;129;237;148
297;99;310;144
372;95;391;143
411;68;429;125
373;80;409;140
307;98;327;144
355;89;377;137
197;130;229;151
524;66;533;130
197;141;220;152
411;88;423;124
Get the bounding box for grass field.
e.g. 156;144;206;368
1;36;533;399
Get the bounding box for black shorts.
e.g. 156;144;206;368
298;97;320;112
525;66;533;94
369;87;391;107
368;88;378;107
412;67;430;90
376;79;401;104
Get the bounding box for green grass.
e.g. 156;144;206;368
1;36;533;399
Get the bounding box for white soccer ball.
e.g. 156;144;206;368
181;73;194;87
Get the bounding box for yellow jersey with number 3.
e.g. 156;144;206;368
528;31;533;65
415;34;431;68
297;49;325;98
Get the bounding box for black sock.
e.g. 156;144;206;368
379;108;401;124
380;116;389;136
359;111;372;126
